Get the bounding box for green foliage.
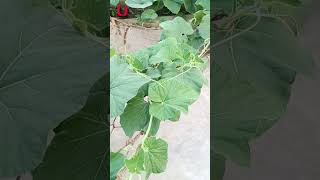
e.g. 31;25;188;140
198;14;210;39
110;57;150;118
125;136;168;174
0;1;106;177
213;0;313;179
148;79;199;120
50;0;108;37
121;0;208;16
163;0;184;14
140;9;158;21
160;17;194;42
110;15;209;179
120;91;150;137
33;75;108;180
142;137;168;173
126;149;145;173
109;1;210;178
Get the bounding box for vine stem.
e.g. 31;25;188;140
142;115;153;148
213;2;262;49
166;67;192;82
199;39;210;58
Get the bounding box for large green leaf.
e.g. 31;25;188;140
48;0;107;36
110;57;150;118
148;79;199;120
0;3;106;177
120;91;150;137
148;38;181;64
160;17;194;42
143;137;168;173
125;137;168;175
161;66;206;93
214;17;313;99
213;63;288;166
33;75;108;180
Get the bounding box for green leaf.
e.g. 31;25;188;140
149;38;180;64
146;68;161;79
160;17;194;42
148;79;199;120
120;92;150;137
140;9;158;21
195;0;210;10
110;152;126;180
126;0;156;8
110;57;150;118
192;10;206;27
183;0;197;13
127;49;151;70
163;0;184;14
33;75;108;180
213;63;288;166
70;0;107;30
214;17;313;99
143;116;161;136
188;32;205;50
0;5;106;176
143;137;168;173
198;14;210;39
126;149;145;174
162;67;206;93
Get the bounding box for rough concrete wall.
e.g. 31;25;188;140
110;18;162;53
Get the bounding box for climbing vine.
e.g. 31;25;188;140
109;0;210;179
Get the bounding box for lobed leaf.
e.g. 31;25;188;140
110;57;150;118
33;75;109;180
0;3;107;176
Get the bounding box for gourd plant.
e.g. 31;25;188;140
0;0;109;179
109;0;210;179
213;0;313;179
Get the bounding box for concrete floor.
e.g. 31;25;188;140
224;1;320;179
